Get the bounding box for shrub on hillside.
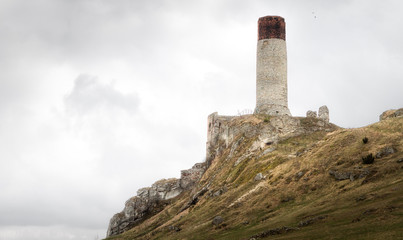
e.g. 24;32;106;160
362;137;368;144
362;153;374;164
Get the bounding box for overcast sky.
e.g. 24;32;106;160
0;0;402;239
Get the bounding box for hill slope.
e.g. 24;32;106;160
105;112;403;240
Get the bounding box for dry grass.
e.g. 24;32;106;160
105;116;403;240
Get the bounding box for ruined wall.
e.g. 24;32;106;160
206;112;237;166
206;112;338;168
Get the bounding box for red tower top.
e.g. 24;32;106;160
258;16;286;41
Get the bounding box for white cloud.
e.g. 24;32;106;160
0;0;402;239
65;75;139;115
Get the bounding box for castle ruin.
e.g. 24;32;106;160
255;16;291;116
206;16;330;165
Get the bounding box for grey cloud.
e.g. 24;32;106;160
65;75;139;115
0;1;402;239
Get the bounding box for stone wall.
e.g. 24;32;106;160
206;112;237;166
255;38;290;116
255;16;290;116
206;112;338;169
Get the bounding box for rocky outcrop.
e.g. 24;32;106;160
180;163;206;189
106;163;206;237
305;105;329;123
376;146;396;158
106;195;166;237
329;168;371;181
206;113;338;169
379;108;403;121
318;105;329;123
137;178;182;201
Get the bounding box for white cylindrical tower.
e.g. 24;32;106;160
255;16;291;116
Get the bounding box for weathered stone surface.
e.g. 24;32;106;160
329;168;370;181
379;108;403;121
213;190;222;197
167;225;181;232
180;187;208;212
180;163;206;189
107;163;206;237
258;16;286;40
206;114;338;170
255;173;263;181
318;105;329;123
376;146;396;158
249;226;299;238
298;215;327;227
106;196;157;237
255;38;290;116
212;216;224;226
295;171;305;180
306;110;317;118
260;146;277;156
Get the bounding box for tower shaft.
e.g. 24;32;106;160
255;16;291;116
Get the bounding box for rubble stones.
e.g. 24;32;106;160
180;163;206;189
329;168;370;181
168;225;181;232
249;226;299;239
295;171;305;180
212;216;224;226
298;215;327;227
180;187;208;212
306;110;317;118
255;173;264;181
376;146;396;158
213;190;222;197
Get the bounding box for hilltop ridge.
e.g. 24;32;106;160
105;108;403;240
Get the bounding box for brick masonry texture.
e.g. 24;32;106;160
258;16;286;40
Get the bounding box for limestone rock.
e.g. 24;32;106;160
379;108;403;121
254;173;263;181
213;190;222;197
306;110;317;118
180;163;206;189
318;105;329;123
212;216;224;226
376;146;396;158
107;162;206;237
106;196;153;237
329;169;370;181
180;187;208;212
295;171;305;180
298;215;327;227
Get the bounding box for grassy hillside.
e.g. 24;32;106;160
106;116;403;240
